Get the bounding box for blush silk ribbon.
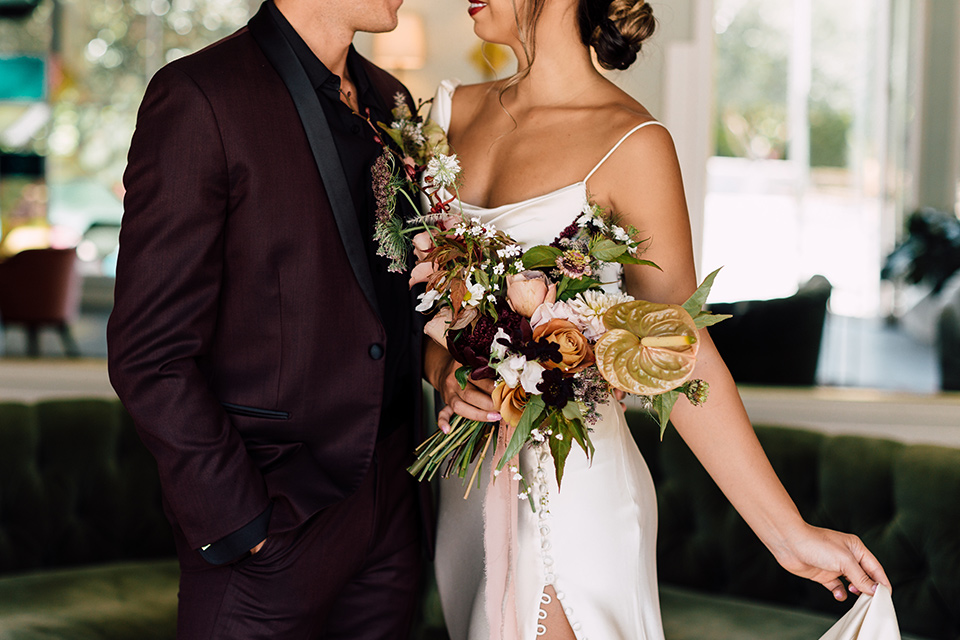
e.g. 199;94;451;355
483;421;521;640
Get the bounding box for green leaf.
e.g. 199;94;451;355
615;255;662;269
560;401;582;422
590;239;628;261
556;276;600;301
474;268;490;290
694;312;732;329
496;395;546;471
378;122;406;151
522;245;562;270
549;427;573;490
565;414;592;459
682;267;723;317
652;390;681;439
454;366;470;390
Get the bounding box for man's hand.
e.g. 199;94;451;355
250;539;266;555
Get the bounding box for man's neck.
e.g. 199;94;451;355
273;0;353;80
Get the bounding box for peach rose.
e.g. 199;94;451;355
532;319;595;373
492;381;529;428
506;271;557;318
409;260;437;288
423;307;452;346
411;230;434;261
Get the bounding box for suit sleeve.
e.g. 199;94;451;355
107;64;271;555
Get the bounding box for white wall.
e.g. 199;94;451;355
915;0;960;212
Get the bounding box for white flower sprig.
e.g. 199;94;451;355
424;154;461;191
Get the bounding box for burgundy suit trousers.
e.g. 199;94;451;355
172;426;423;639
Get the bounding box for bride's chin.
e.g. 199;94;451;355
472;25;512;48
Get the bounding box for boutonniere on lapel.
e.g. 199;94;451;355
357;92;461;273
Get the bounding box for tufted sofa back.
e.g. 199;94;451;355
628;412;960;640
0;399;175;574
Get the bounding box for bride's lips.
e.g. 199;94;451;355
468;2;487;17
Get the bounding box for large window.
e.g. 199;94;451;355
703;0;910;317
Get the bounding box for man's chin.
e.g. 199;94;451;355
360;16;400;35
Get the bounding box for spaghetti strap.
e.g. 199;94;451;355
584;120;666;182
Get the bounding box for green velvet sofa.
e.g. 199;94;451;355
2;397;958;640
626;412;960;640
0;398;178;639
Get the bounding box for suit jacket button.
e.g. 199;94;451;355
369;343;384;360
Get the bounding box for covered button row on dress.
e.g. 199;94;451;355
535;445;586;639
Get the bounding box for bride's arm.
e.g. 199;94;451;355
595;122;891;601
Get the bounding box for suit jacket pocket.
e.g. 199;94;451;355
221;402;290;420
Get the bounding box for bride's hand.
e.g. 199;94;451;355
772;523;891;601
425;340;499;433
436;359;499;433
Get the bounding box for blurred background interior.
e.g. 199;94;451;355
1;2;959;639
1;0;959;423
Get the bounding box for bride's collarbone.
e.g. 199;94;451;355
452;130;615;200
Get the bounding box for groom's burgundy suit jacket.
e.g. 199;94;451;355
108;5;426;556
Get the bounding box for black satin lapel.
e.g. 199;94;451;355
248;4;381;320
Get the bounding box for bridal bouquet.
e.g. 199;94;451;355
370;95;729;499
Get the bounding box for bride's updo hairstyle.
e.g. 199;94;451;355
579;0;657;70
506;0;656;76
498;0;655;108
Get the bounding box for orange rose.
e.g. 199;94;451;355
506;271;557;318
532;319;595;373
492;382;529;428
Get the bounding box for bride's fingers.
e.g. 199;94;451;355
821;578;848;602
438;400;501;434
613;389;627;410
472;377;496;394
856;544;892;591
441;392;501;425
842;547;887;598
437;405;455;434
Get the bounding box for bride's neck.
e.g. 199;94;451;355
506;22;605;106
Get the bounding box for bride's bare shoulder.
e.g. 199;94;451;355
595;83;661;137
447;81;499;138
450;81;498;112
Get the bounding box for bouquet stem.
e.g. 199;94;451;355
463;429;495;500
408;415;493;482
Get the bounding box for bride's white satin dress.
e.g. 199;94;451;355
431;79;667;640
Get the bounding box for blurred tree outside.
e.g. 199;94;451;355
705;0;896;321
1;0;249;266
713;0;866;170
713;0;790;161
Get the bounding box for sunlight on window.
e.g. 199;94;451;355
703;0;901;319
